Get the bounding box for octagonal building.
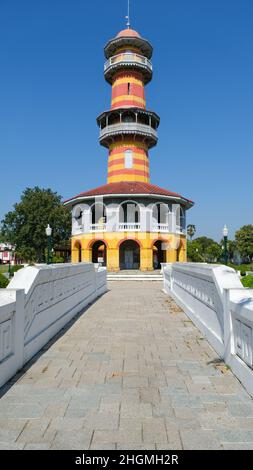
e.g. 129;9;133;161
64;26;194;271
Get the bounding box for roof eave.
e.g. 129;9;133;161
64;193;194;209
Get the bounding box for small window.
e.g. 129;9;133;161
127;82;131;95
125;149;133;169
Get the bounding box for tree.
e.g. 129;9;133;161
1;187;71;262
205;243;222;263
235;225;253;262
0;231;7;243
187;224;196;240
187;240;204;262
187;237;222;263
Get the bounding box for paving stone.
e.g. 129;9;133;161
89;442;117;450
180;429;222;450
217;429;253;443
142;418;168;444
0;441;25;450
228;403;253;417
222;442;253;450
52;430;93;450
93;429;142;445
118;443;156;450
0;404;44;419
24;443;52;450
0;282;252;450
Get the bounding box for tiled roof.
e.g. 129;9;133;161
116;29;141;38
64;182;193;205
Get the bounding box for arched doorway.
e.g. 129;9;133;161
153;240;166;270
120;240;140;270
91;240;107;266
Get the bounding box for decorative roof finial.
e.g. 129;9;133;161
125;0;131;28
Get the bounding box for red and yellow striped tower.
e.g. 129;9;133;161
97;28;160;184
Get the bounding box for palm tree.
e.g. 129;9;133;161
187;224;196;241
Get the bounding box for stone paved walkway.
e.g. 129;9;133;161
1;282;253;450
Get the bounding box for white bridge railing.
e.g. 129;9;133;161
163;263;253;397
0;263;107;388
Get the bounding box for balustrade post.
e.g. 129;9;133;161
223;288;234;363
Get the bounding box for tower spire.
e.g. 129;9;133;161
125;0;130;28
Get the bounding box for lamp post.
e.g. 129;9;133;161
8;247;12;277
45;224;52;265
223;225;229;265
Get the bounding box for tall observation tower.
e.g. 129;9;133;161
65;22;194;271
97;27;159;184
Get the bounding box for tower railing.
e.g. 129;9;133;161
104;52;152;74
100;122;157;140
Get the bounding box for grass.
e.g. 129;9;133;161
228;263;253;272
0;265;8;273
0;265;24;274
241;275;253;288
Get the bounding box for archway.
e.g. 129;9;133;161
120;240;140;270
91;240;107;266
153;240;166;270
91;203;107;229
119;201;140;229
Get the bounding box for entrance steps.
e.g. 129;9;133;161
107;270;163;281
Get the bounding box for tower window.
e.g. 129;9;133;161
125;149;133;169
127;82;131;95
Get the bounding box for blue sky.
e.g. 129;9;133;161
0;0;252;240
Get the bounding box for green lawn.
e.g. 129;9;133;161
0;265;8;273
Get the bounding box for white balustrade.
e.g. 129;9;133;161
163;263;253;397
90;223;107;232
0;263;107;388
118;223;141;231
153;223;170;233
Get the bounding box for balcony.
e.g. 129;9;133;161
118;223;141;232
176;225;186;235
153;224;170;233
90;223;107;233
104;52;152;84
99;122;158;148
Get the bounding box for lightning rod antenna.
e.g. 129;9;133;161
125;0;131;28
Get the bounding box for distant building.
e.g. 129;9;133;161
0;243;15;264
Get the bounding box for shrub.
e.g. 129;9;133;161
241;275;253;288
52;255;65;264
12;265;24;273
0;273;9;288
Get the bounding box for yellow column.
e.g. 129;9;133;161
72;249;79;263
71;239;81;263
140;248;153;271
179;238;187;262
82;248;92;263
107;248;119;272
166;248;177;263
